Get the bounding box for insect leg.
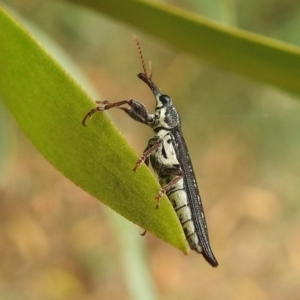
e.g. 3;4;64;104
117;100;153;125
155;166;183;208
140;229;147;236
82;101;109;126
82;99;153;126
133;137;163;171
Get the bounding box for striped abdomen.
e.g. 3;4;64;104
166;180;202;253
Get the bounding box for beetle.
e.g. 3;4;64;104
82;37;218;267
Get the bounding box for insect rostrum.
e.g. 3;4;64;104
82;40;218;268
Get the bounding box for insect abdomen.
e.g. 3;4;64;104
167;185;202;254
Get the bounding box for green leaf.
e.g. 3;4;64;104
0;6;188;253
66;0;300;97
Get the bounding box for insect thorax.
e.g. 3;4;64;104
152;102;181;132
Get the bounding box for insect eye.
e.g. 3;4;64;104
159;94;171;105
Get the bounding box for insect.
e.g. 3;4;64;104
82;37;218;267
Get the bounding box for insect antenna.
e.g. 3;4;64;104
133;35;152;79
148;61;152;79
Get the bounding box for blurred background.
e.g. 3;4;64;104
1;0;300;299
